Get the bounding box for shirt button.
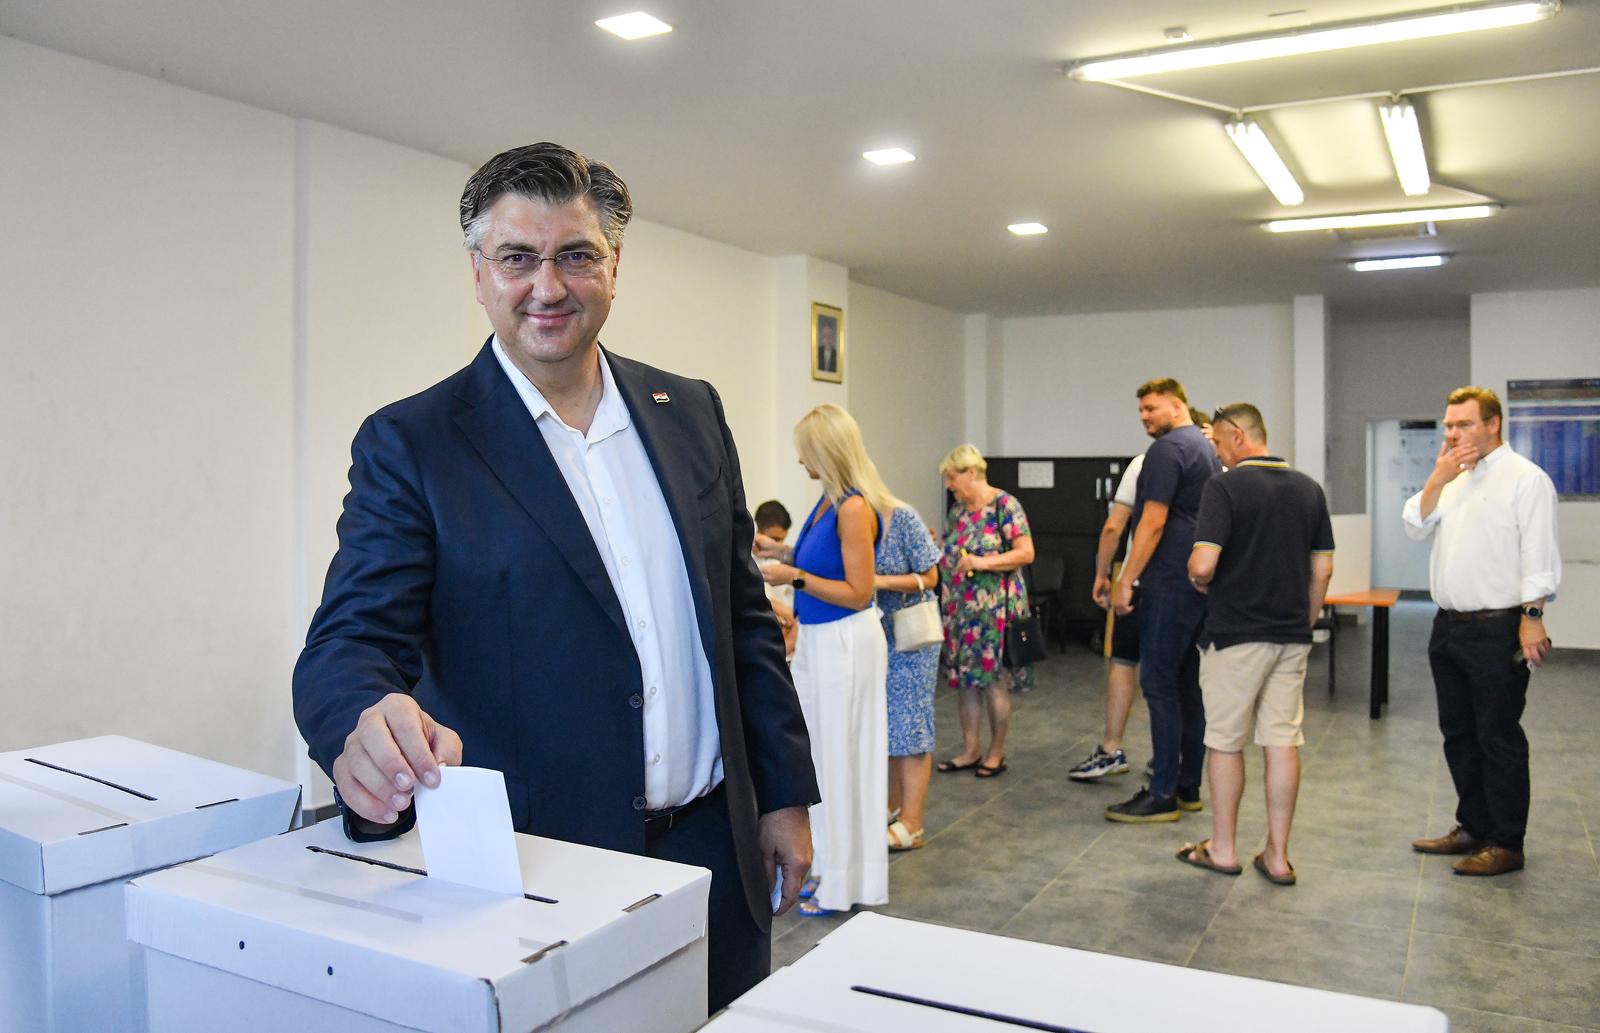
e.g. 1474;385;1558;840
620;556;630;568
637;619;647;631
603;497;613;506
648;686;658;696
629;693;643;709
632;796;647;811
652;754;661;765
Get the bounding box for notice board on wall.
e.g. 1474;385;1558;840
1507;378;1600;499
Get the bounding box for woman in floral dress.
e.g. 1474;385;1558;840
935;444;1036;779
875;504;941;850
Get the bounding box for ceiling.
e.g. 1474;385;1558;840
4;0;1597;316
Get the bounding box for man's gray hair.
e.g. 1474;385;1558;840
459;142;633;253
1213;402;1268;444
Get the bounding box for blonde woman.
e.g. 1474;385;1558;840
757;404;890;916
937;444;1036;778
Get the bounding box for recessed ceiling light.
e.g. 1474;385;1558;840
1008;223;1049;236
595;12;673;40
1351;254;1449;271
863;148;916;166
1265;204;1498;233
1068;0;1557;81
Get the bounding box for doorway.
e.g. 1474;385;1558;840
1367;418;1441;591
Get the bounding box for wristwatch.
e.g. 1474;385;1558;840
1522;605;1543;619
792;574;807;591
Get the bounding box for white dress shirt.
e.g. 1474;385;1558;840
1402;443;1561;612
493;339;722;811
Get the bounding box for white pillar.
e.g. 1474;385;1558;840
1292;295;1329;486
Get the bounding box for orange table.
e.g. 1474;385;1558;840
1323;589;1402;719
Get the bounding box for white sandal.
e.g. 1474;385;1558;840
887;820;924;851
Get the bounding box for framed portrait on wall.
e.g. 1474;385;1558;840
810;303;843;383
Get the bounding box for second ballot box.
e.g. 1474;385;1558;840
126;816;712;1032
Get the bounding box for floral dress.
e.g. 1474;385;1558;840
876;506;942;756
941;491;1034;692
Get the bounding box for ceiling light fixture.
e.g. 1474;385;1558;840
1067;0;1558;81
1265;203;1498;232
594;12;674;40
1007;223;1049;236
1351;254;1449;270
1224;120;1304;206
1379;100;1431;195
862;148;916;166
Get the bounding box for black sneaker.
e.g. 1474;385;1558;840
1105;788;1179;823
1176;785;1203;812
1068;745;1130;781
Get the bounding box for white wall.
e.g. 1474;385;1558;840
848;282;968;528
1471;288;1600;649
1326;309;1469;514
998;304;1296;459
0;38;299;776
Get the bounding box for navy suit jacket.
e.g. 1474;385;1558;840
293;340;819;925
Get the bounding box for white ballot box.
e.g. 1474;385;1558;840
0;735;302;1033
706;912;1449;1033
126;817;711;1033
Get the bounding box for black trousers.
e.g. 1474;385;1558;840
1428;610;1532;852
646;784;771;1016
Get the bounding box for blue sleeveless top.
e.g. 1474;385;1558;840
792;491;881;626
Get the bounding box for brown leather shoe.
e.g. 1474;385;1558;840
1412;825;1484;855
1453;846;1525;877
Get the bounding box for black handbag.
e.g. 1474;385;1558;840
987;493;1047;670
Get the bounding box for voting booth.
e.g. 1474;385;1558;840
0;735;302;1033
126;817;712;1033
706;912;1449;1033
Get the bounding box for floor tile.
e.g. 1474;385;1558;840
1000;879;1217;965
1404;932;1600;1028
1189;908;1410;998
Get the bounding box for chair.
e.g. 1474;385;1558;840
1025;554;1067;654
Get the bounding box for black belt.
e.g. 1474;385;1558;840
1440;607;1520;622
644;782;722;843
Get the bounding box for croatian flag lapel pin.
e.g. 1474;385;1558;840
652;391;671;404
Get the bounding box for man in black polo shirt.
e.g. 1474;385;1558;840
1180;403;1333;884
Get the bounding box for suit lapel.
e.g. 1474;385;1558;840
451;341;628;636
606;351;718;662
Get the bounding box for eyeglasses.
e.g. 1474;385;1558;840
477;248;610;279
1211;407;1240;429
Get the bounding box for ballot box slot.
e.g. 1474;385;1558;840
850;985;1101;1033
187;862;425;923
622;893;660;913
305;845;558;903
195;798;239;809
24;757;157;800
77;822;129;836
518;938;569;965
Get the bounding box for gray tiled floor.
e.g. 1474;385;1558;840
772;601;1600;1030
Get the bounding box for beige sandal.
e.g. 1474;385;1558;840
887;820;924;851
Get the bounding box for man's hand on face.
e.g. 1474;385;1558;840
1433;439;1481;483
332;693;464;825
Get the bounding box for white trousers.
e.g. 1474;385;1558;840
792;607;889;911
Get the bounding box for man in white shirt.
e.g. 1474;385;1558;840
1403;386;1560;877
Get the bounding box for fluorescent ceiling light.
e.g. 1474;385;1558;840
1008;223;1049;236
1225;120;1304;206
1068;0;1558;81
862;148;916;166
1265;203;1498;232
1380;101;1431;196
1352;254;1449;270
595;12;673;40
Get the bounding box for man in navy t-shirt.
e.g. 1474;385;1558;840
1108;378;1221;822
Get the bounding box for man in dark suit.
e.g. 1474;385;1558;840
293;142;819;1014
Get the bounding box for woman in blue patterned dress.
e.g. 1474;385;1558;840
935;444;1036;779
875;505;941;851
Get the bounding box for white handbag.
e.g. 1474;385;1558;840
892;572;943;652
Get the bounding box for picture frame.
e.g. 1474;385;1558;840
810;302;844;383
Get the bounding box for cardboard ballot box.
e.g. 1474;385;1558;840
126;817;711;1033
0;735;302;1033
706;912;1449;1033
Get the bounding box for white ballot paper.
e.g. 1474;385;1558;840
413;765;525;895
